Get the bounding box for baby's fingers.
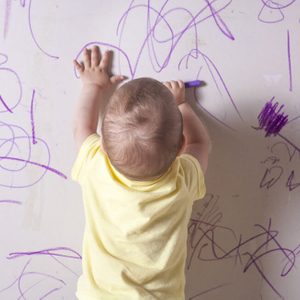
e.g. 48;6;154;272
73;60;84;74
110;75;126;85
170;80;179;89
91;45;101;67
100;50;112;72
83;48;91;68
163;81;172;89
178;80;184;89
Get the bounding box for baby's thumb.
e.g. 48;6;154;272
110;75;126;85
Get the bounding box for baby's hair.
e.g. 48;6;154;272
101;77;183;180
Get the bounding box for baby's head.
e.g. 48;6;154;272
101;77;183;180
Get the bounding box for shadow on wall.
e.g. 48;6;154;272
184;89;300;300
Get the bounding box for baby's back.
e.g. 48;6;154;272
72;133;205;300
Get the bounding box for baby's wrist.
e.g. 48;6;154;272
177;98;186;106
82;82;111;93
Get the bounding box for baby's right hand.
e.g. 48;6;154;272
163;80;185;106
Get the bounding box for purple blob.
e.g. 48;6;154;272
258;97;288;136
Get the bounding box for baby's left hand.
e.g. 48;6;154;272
74;45;125;92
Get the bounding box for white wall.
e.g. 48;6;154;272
0;1;299;299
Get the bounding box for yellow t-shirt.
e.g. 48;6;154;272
71;133;206;300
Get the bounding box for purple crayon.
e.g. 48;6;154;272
184;80;202;88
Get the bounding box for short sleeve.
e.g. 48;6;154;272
179;154;206;202
71;133;101;182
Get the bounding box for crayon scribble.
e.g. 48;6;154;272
258;0;296;23
0;247;81;299
30;89;37;145
0;121;67;186
75;0;243;130
187;194;300;299
257;97;288;137
0;199;22;205
0;66;22;113
188;283;229;300
3;0;12;38
0;53;8;66
259;141;300;191
254;100;300;191
0;55;67;188
4;0;59;58
0;94;13;113
26;0;59;59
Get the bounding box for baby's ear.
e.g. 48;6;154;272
177;134;186;156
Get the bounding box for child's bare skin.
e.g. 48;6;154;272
71;46;210;300
164;80;211;173
73;46;125;150
73;45;210;173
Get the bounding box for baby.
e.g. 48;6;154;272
72;45;211;300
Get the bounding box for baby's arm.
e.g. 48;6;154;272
164;80;211;173
72;46;125;150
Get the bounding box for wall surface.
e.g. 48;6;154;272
0;1;300;299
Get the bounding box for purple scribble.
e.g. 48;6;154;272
75;0;242;131
0;94;13;113
4;0;12;38
252;103;300;163
8;247;82;260
114;0;234;75
0;59;67;186
188;202;299;300
260;165;283;189
19;0;26;7
189;283;229;300
257;97;288;136
258;0;296;23
39;287;64;300
77;0;235;77
19;0;59;59
287;30;292;92
0;121;67;187
259;141;300;191
204;0;234;40
0;67;22;113
261;0;296;10
0;247;81;298
30;89;37;144
0;199;22;205
0;155;67;179
0;259;66;299
287;115;300;124
277;133;300;153
74;41;133;78
180;49;243;130
0;53;8;65
286;170;300;191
